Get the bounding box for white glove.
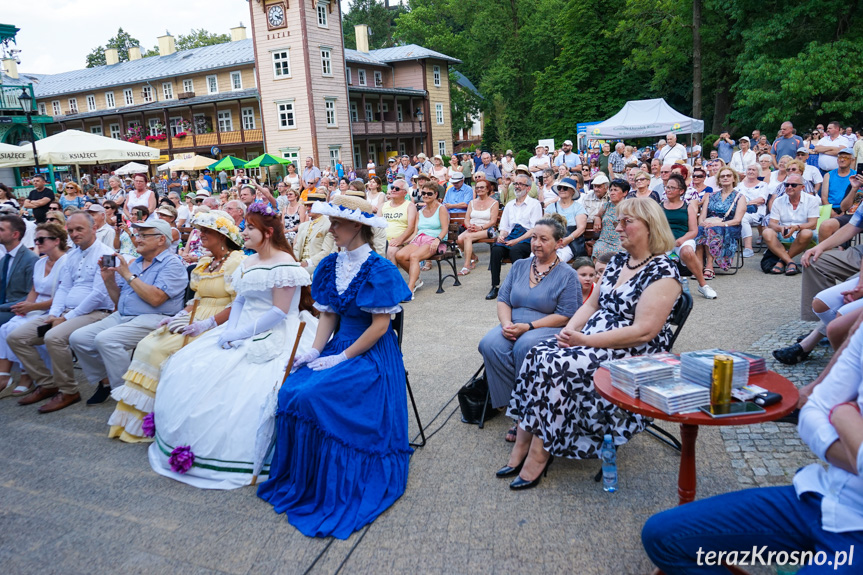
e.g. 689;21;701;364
180;316;216;338
159;309;187;328
293;349;320;370
217;305;287;348
308;352;348;371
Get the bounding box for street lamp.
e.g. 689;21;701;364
415;108;424;156
17;87;41;174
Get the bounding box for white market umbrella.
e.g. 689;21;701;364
157;158;184;172
169;155;217;172
34;129;159;165
0;142;34;168
114;161;151;176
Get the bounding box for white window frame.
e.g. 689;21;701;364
90;125;103;136
51;100;60;115
438;141;446;157
364;103;373;122
141;86;153;103
169;116;183;137
105;91;115;108
272;49;291;79
317;2;329;28
38;102;47;116
162;82;174;100
276;100;296;130
367;143;376;162
148;118;162;136
241;107;256;130
86;95;96;112
206;75;219;95
358;69;366;86
374;71;383;88
377;102;389;113
346;67;352;85
68;98;78;114
397;104;403;122
230;71;243;91
182;79;194;93
328;146;341;168
350;102;358;122
320;48;332;77
109;123;121;139
399;142;406;156
123;89;134;106
435;103;444;125
280;148;300;166
217;110;233;132
433;65;441;87
324;98;338;127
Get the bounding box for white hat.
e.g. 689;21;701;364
591;173;610;186
312;196;388;228
449;172;465;182
563;140;573;146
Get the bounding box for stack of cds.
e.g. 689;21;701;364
605;356;676;398
729;351;766;375
640;379;711;414
681;349;750;389
650;352;682;378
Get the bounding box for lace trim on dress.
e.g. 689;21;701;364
360;305;402;315
335;244;373;294
230;262;311;293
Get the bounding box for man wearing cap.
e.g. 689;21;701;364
729;136;757;176
294;193;334;276
528;145;551;184
473;152;502;184
554;140;582;175
397;155;418;181
796;147;824;194
443;173;473;214
771;121;805;167
822;148;857;214
580;173;610;220
815;121;852;173
69;218;188;405
87;204;117;247
501;150;516;174
12;212;115;413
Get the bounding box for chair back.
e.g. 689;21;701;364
666;291;693;352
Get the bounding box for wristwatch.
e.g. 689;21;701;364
528;322;535;330
126;274;139;282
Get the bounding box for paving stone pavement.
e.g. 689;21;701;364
0;249;832;575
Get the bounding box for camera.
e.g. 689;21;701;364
101;254;117;268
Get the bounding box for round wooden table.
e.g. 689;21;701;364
594;367;799;505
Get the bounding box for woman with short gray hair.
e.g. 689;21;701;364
104;176;126;208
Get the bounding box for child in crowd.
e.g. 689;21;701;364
593;251;614;280
572;257;596;302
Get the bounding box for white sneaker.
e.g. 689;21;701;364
742;248;754;258
697;284;717;299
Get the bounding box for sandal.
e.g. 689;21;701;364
420;262;432;272
785;262;800;276
458;267;471;276
770;262;786;275
468;258;478;270
702;268;715;280
505;424;517;443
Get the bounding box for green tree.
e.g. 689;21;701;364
85;27;143;67
176;29;231;51
343;0;405;50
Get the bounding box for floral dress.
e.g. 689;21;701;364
695;190;743;270
508;253;680;458
591;202;621;259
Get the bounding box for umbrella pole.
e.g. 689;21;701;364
181;299;200;348
250;321;306;487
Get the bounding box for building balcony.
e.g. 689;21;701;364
165;129;263;150
351;120;422;137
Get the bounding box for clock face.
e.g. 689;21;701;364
268;4;285;28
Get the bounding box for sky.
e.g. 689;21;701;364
4;0;352;75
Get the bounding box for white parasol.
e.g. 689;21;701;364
0;142;34;168
114;161;151;176
34;129;159;164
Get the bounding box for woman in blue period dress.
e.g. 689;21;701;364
148;203;317;489
499;198;682;490
258;195;413;539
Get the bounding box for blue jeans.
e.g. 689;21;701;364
642;486;863;574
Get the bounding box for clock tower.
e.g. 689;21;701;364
248;0;353;170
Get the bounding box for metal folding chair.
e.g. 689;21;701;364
391;310;426;447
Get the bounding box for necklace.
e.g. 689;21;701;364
626;254;655;270
207;251;229;273
531;256;559;284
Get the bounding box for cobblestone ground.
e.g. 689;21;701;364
721;320;830;488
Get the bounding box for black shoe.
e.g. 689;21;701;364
86;384;112;405
485;287;499;300
777;409;799;425
772;344;810;366
495;458;525;478
509;455;554;490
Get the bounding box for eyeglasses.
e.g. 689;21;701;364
134;233;163;238
420;191;436;197
785;183;804;189
719;174;733;178
664;186;681;192
635;177;649;182
34;236;56;244
612;217;638;227
514;183;530;188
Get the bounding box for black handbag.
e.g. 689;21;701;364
457;365;499;425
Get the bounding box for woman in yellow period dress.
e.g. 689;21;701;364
107;211;245;442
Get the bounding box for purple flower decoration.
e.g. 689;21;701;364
169;445;195;474
247;201;277;217
142;412;155;438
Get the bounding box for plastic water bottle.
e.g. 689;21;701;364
601;434;618;493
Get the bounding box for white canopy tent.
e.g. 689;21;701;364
588;98;704;139
0;142;34;169
114;162;151;176
157;158;185;172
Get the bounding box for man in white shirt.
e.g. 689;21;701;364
416;153;434;175
762;173;820;274
658;133;687;165
729;136;758;176
528;145;551;184
815;121;852;173
12;212;115;413
168;191;189;227
87;204;117;248
643;316;863;573
486;173;542;300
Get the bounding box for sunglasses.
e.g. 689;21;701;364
34;236;57;244
65;187;75;190
46;217;60;223
693;174;705;178
785;183;803;188
420;191;436;197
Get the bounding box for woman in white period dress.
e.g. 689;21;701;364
148;202;317;489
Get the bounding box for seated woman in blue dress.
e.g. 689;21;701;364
257;194;413;540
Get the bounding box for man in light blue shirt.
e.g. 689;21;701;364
713;131;735;163
643;322;863;573
443;172;473;213
553;140;582;175
70;219;188;404
473;152;502;183
397;155;418;181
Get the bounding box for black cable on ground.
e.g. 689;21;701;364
333;525;371;575
302;538;335;575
